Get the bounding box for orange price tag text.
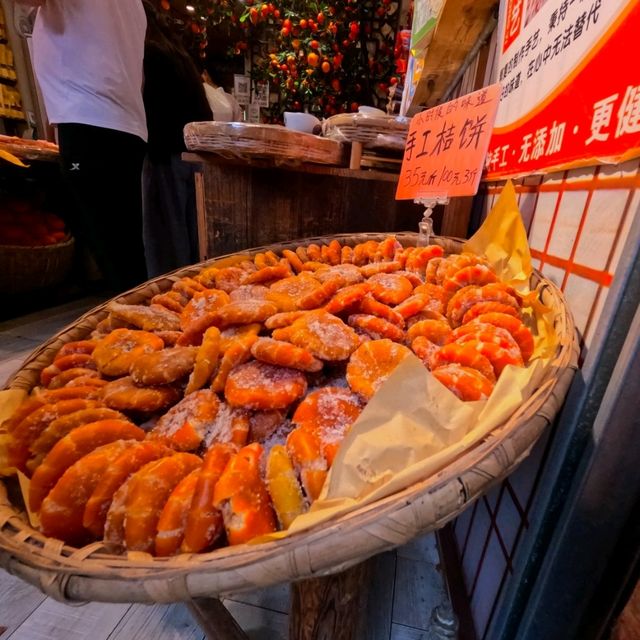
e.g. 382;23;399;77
396;84;501;200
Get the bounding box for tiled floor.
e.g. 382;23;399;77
0;299;450;640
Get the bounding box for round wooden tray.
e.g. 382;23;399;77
0;232;579;604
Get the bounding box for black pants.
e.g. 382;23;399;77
58;123;148;292
142;154;199;278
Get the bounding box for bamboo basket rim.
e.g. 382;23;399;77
0;232;579;604
0;237;74;251
183;121;344;166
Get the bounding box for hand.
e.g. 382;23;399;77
13;0;46;6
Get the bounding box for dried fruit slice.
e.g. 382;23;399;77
185;326;222;394
367;273;413;305
8;398;101;472
40;354;97;387
225;361;308;411
155;468;201;557
84;440;175;537
404;245;444;272
292;387;362;465
93;328;164;377
28;406;127;467
431;364;494;401
468;313;534;362
124;452;202;553
265;444;306;529
453;327;525;377
102;377;181;413
272;309;360;361
461;301;520;325
286;427;327;502
406;319;452;346
447;283;520;327
149;389;221;451
346;339;412;400
430;343;496;382
251;337;323;372
180;288;231;331
29;419;144;513
39;439;132;546
181;442;235;554
108;302;181;332
129;346;198;386
213;443;277;545
442;264;498;297
347;314;405;342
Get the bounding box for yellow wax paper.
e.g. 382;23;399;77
0;389;26;477
464;180;532;290
256;180;558;542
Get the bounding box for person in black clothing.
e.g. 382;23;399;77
141;1;212;277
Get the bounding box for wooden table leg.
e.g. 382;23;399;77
289;560;372;640
349;141;363;170
194;170;209;262
187;597;250;640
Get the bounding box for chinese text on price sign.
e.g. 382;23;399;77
396;84;500;200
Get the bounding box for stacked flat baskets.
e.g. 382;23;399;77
0;233;578;604
183;121;345;166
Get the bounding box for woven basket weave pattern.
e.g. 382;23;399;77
184;122;344;166
0;238;74;295
0;232;579;604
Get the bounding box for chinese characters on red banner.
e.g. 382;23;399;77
487;0;640;179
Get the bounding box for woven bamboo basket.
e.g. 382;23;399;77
0;237;74;295
0;137;59;163
183;122;345;166
321;113;410;152
0;232;578;605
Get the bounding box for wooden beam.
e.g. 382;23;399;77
187;598;250;640
194;170;208;262
440;195;474;239
408;0;497;113
289;561;372;640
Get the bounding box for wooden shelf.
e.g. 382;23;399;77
183;151;401;183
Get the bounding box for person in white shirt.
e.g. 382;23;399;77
15;0;149;291
202;68;243;122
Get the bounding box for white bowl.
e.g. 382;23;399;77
283;112;321;133
358;106;386;117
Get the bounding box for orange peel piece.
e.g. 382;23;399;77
225;361;308;411
346;339;412;400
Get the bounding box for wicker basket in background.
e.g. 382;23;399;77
321;113;410;152
0;238;74;295
0;232;579;605
184;121;346;166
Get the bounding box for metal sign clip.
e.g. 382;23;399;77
414;195;449;246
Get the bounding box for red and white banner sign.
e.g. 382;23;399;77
486;0;640;180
